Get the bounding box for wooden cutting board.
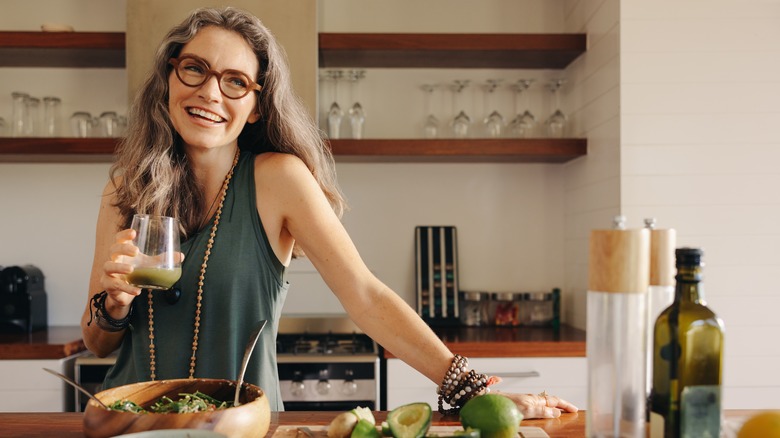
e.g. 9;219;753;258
272;425;550;438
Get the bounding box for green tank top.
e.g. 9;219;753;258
103;151;289;411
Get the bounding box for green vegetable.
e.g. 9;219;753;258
386;402;432;438
108;391;232;414
351;418;381;438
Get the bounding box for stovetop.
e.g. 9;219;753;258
275;316;379;360
276;332;376;356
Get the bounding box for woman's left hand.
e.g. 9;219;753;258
492;389;579;419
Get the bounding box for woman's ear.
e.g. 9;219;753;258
247;111;260;124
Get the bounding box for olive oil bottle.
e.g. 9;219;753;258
650;248;724;438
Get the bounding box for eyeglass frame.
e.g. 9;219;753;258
168;54;263;100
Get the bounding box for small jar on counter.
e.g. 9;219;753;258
491;292;522;326
458;291;489;326
526;291;554;326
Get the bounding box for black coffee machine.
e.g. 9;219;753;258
0;265;48;333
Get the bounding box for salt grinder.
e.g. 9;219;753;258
586;216;650;438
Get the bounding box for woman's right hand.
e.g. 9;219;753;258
100;228;142;312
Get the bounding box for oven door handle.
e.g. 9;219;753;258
490;371;541;378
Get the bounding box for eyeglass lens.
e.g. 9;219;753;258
175;57;254;99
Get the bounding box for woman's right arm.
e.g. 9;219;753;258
80;180;143;357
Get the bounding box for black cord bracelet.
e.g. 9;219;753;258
87;290;133;332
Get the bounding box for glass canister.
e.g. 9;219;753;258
43;96;62;137
458;291;488;326
11;91;30;137
526;291;554;326
492;292;521;326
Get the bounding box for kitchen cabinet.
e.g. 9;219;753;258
386;357;587;410
0;356;80;412
0;31;586;163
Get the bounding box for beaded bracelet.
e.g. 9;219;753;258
87;290;133;332
437;354;490;415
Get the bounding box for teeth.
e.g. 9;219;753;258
188;107;225;122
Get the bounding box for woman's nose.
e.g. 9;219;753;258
198;75;223;100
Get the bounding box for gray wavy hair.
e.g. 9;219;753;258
110;6;345;254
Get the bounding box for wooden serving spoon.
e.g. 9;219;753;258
233;319;268;406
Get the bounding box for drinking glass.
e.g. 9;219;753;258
26;97;41;136
43;96;61;137
421;84;439;139
99;111;119;137
546;79;567;138
324;70;344;139
11;92;30;137
450;80;470;138
482;79;504;138
125;214;182;290
346;70;366;139
509;79;536;138
70;111;92;138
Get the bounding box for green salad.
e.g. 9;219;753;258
108;391;233;414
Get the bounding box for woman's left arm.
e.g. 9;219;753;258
257;153;576;418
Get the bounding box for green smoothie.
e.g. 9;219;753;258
127;267;182;290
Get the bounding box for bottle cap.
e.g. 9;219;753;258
645;218;676;287
589;227;650;294
676;247;704;267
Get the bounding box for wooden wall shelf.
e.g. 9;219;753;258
0;138;586;163
329;138;586;163
319;33;586;69
0;31;125;67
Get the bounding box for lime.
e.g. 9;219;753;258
738;411;780;438
459;394;522;438
352;418;381;438
387;402;433;438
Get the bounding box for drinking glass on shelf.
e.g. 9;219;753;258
99;111;119;137
70;111;92;138
450;80;471;138
43;96;62;137
125;214;182;290
26;97;41;136
421;84;439;139
546;78;567;138
509;79;536;138
324;70;344;139
482;79;504;138
345;69;366;139
11;91;29;137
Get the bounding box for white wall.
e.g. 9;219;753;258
619;1;780;410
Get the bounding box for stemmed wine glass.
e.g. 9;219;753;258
421;84;439;138
324;70;344;139
450;80;471;138
509;79;536;138
125;214;182;290
482;79;504;138
346;69;366;139
546;78;567;138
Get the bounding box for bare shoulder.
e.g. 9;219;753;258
253;152;315;187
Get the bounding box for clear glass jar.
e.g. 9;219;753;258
25;96;41;136
526;291;554;326
458;291;488;326
70;111;92;137
491;292;521;326
11;92;30;137
99;111;119;137
43;96;62;137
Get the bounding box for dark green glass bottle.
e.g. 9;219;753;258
650;248;724;438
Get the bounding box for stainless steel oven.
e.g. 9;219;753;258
276;317;380;411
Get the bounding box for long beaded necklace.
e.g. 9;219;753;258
147;149;240;380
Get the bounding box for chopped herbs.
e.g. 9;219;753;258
109;391;233;414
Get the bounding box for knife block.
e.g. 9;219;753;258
415;226;459;327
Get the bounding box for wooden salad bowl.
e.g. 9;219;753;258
83;378;270;438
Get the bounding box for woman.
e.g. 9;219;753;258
80;6;577;418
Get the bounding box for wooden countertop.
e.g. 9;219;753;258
0;326;86;360
384;324;586;359
0;410;754;438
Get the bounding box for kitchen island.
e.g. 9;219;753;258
0;410;754;437
0;411;584;437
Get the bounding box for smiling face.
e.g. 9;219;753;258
168;26;260;152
